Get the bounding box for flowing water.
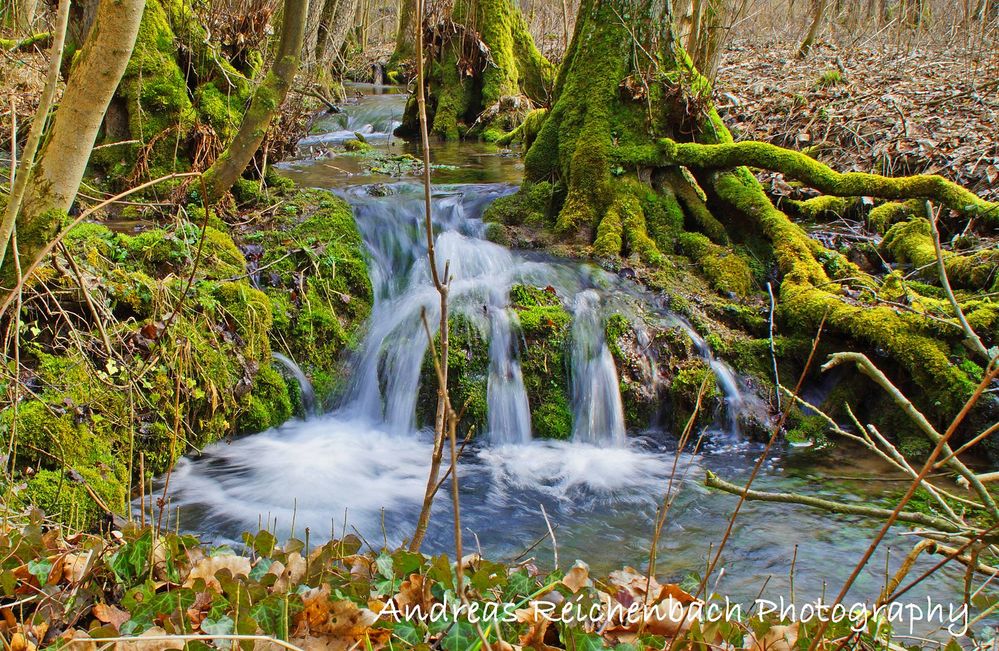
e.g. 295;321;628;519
152;87;988;631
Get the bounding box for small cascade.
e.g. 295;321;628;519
674;322;745;436
271;352;317;417
487;306;532;444
569;290;627;446
338;185;519;434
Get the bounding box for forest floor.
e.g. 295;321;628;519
715;39;999;202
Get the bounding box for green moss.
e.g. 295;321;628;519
122;223;245;278
785;414;829;444
344;138;372;152
483;181;555;227
882;217;999;290
786;195;854;221
669;360;720;428
654;138;999;225
417;313;489;435
238;364;294;433
494;108;548;148
867;200;922;234
510;284;573;439
250;190;373;400
678;231;753;296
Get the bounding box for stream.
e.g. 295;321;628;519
151;85;987;634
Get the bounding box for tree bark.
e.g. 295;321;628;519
319;0;359;67
8;0;144;269
389;0;417;67
301;0;329;72
396;0;555;140
797;0;826;57
13;0;38;33
203;0;310;202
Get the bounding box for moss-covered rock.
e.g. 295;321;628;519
2;186;373;529
510;284;573;439
416;314;489;435
242;189;373;402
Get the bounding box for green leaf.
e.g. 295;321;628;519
249;557;273;581
201;616;235;636
109;530;153;583
561;628;609;651
27;559;52;584
376;553;394;579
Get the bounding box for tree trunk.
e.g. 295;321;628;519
11;0;144;265
301;0;329;72
13;0;38;33
499;0;990;431
396;0;555;140
389;0;417;70
797;0;826;57
317;0;359;71
203;0;309;202
688;0;734;83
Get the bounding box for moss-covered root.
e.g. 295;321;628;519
678;231;753;296
868;199;923;234
593;183;665;266
494;108;548;147
709;168;976;417
653;138;999;225
662;168;728;243
784;195;858;222
881;218;999;291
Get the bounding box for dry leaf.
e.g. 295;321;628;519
93;603;130;631
747;622;799;651
394;573;432;613
183;553;252;590
561;561;591;594
113;626;184;651
62;552;91;583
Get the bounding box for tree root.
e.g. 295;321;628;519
662;168;728;243
882;218;999;291
654;138;999;225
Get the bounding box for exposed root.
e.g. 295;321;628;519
653;138;999;225
881;218;999;291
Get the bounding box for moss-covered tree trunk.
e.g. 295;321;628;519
203;0;309;201
387;0;416;76
396;0;555;140
501;0;996;443
8;0;144;266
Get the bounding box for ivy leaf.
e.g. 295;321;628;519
27;559;52;584
201;615;235;636
375;553;394;579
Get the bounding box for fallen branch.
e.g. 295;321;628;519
704;471;960;533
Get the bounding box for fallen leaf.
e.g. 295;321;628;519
747;622;799;651
113;626;184;651
183;553;251;591
561;561;591;594
93;603;130;631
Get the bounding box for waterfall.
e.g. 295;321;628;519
337;185;521;434
673;321;745;436
271;352;317;417
487;306;532;444
569;290;627;447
